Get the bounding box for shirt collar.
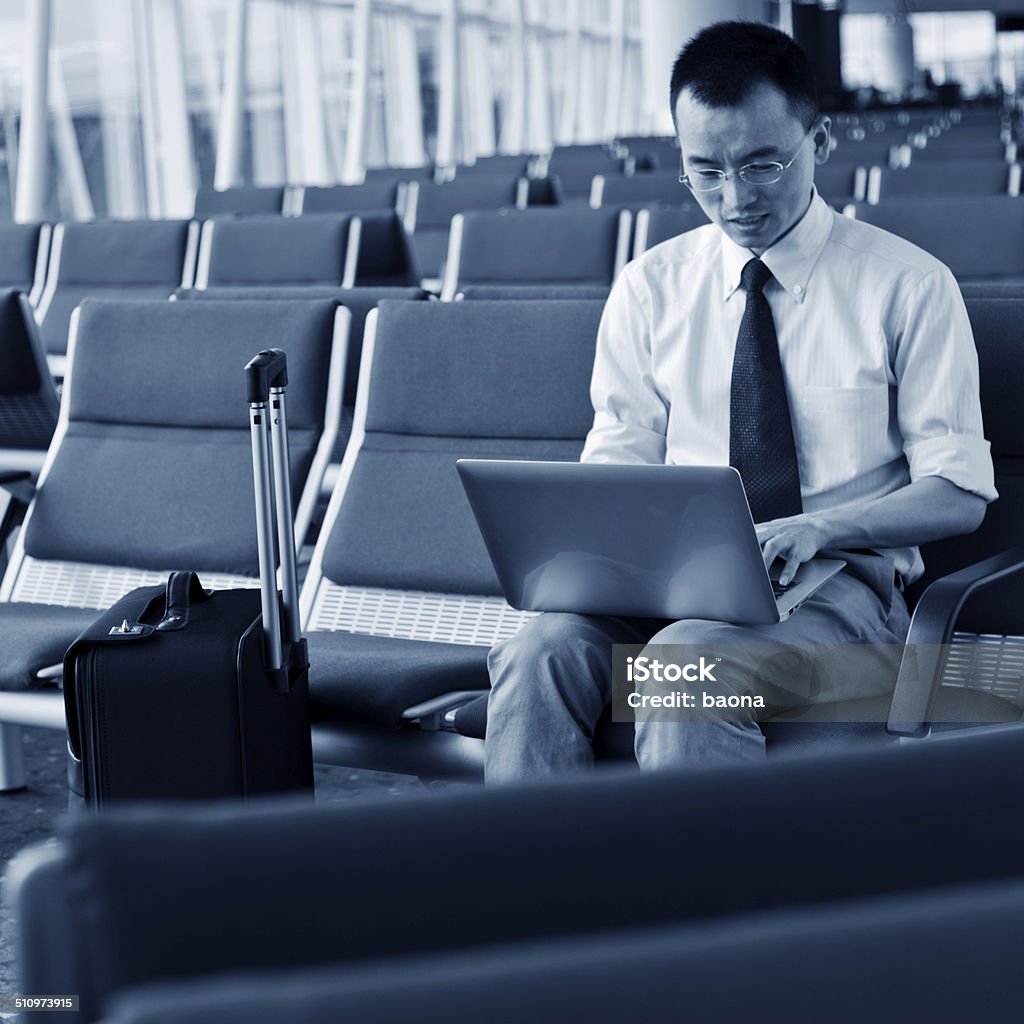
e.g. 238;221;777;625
720;188;832;304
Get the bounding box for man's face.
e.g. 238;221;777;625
675;83;826;255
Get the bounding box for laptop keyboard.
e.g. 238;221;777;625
771;579;794;598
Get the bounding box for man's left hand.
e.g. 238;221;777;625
756;514;830;586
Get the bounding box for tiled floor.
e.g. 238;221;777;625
0;726;431;1007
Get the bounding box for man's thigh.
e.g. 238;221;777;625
642;570;908;713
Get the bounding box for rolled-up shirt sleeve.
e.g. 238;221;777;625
581;269;669;465
891;265;997;502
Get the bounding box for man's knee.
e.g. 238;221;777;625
490;613;617;673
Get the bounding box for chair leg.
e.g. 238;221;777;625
0;724;27;792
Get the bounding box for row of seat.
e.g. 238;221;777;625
0;292;1020;790
14;727;1024;1023
10;212;417;374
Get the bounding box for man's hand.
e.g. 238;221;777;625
756;514;829;586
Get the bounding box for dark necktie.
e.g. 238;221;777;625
729;258;803;523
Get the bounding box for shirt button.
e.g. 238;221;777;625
793;285;803;294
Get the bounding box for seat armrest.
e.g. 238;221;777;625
887;547;1024;737
1;469;35;504
0;470;35;550
401;689;488;730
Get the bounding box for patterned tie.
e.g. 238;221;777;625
729;258;803;523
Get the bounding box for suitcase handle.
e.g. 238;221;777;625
156;570;212;632
245;349;288;404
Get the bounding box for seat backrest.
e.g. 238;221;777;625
910;142;1011;163
197;214;356;288
441;208;630;300
350;211;421;287
632;205;711;256
616;137;679;172
908;296;1024;630
3;299;344;607
457;284;610;300
452;154;531;178
547;154;628;199
872;161;1014;200
46;219;195;286
299;181;400;214
0;222;48;296
36;219;198;360
174;285;428;408
301;300;602;637
594;172;686;210
850;197;1024;281
408;177;520;229
0;290;58;456
363;165;436;183
813;162;864;200
194;186;285;216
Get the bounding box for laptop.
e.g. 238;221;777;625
457;460;845;625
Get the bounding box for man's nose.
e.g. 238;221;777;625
720;173;758;209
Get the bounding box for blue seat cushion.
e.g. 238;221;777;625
0;603;101;691
307;631;489;728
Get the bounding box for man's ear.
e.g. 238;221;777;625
812;117;832;165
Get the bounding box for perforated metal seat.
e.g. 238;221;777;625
300;299;603;774
0;297;348;788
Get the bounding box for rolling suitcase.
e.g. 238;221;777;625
65;349;314;805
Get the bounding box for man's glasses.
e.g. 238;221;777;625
679;130;813;193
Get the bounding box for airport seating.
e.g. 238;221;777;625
196;214;357;289
35;220;198;375
448;294;1024;753
848;197;1024;282
631;205;711;256
519;176;558;206
451;154;532;178
12;729;1024;1023
547;153;631;204
0;298;347;791
296;291;1021;778
910;141;1015;163
591;171;684;209
439;207;631;300
402;176;522;279
865;161;1021;203
300;299;601;776
346;210;422;287
813;161;867;203
0;222;50;303
175;284;430;480
296;181;403;214
193;185;287;216
456;284;610;300
615;135;679;171
0;291;59;477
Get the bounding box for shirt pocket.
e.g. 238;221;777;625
794;384;892;492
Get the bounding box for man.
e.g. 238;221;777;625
485;21;995;781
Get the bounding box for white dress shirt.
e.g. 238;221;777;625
581;190;997;582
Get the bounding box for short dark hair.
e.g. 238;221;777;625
669;21;818;129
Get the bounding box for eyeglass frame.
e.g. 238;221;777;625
678;127;817;192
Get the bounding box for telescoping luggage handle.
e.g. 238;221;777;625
245;348;301;673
